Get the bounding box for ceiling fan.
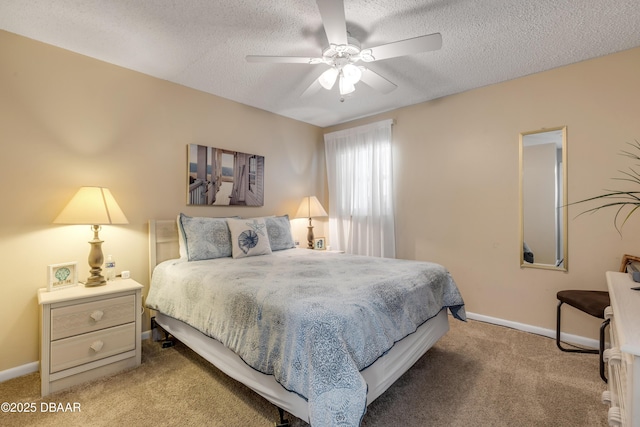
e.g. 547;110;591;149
246;0;442;100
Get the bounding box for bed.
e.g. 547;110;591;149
146;216;466;426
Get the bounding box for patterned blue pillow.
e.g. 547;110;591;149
179;213;232;261
227;218;273;259
265;215;295;251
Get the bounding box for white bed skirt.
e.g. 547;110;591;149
154;309;450;423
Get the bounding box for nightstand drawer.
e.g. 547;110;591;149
51;295;135;340
39;279;143;396
50;323;135;373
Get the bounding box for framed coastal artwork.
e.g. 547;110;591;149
47;262;78;291
187;144;264;206
314;237;326;250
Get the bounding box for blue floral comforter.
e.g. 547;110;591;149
146;249;465;426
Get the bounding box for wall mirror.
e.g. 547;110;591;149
519;126;568;271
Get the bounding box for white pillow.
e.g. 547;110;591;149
226;217;272;259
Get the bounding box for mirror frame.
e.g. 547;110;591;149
519;126;568;271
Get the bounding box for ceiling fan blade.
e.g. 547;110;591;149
246;55;319;64
301;79;323;98
316;0;348;46
366;33;442;62
359;68;397;94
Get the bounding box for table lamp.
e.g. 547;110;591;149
54;187;128;286
295;196;328;249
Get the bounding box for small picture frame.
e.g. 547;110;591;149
314;237;326;250
620;254;640;272
48;262;78;291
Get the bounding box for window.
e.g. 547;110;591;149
248;155;257;192
324;119;395;258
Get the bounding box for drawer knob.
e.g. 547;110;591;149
90;310;104;322
608;407;622;425
604;306;614;320
90;340;104;352
604;348;622;365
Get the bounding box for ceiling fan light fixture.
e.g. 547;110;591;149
319;67;339;90
342;63;362;85
246;1;443;103
360;48;375;62
339;75;355;95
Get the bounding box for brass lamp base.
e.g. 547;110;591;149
86;273;106;287
86;225;107;287
307;218;315;249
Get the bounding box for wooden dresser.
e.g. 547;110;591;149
38;279;142;396
603;271;640;427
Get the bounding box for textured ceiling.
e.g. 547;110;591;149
1;0;640;127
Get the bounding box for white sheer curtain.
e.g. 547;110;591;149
324;119;396;258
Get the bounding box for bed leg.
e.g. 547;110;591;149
151;316;175;348
275;407;290;427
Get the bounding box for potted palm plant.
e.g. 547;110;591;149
572;140;640;234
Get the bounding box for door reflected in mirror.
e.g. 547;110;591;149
519;127;567;271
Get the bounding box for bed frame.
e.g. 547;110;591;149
148;219;450;424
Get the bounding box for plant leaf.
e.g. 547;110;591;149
570;140;640;233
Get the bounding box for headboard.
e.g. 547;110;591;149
148;219;180;282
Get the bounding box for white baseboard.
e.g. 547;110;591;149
0;361;39;383
465;311;599;350
0;330;153;384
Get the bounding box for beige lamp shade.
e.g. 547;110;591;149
295;196;328;219
54;187;128;225
54;187;128;286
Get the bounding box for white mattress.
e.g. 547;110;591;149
154;309;449;422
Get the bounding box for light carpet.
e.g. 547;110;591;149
0;318;608;426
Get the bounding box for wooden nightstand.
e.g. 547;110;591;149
37;278;143;396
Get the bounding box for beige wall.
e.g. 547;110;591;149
2;27;640;374
325;47;640;342
0;31;325;372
